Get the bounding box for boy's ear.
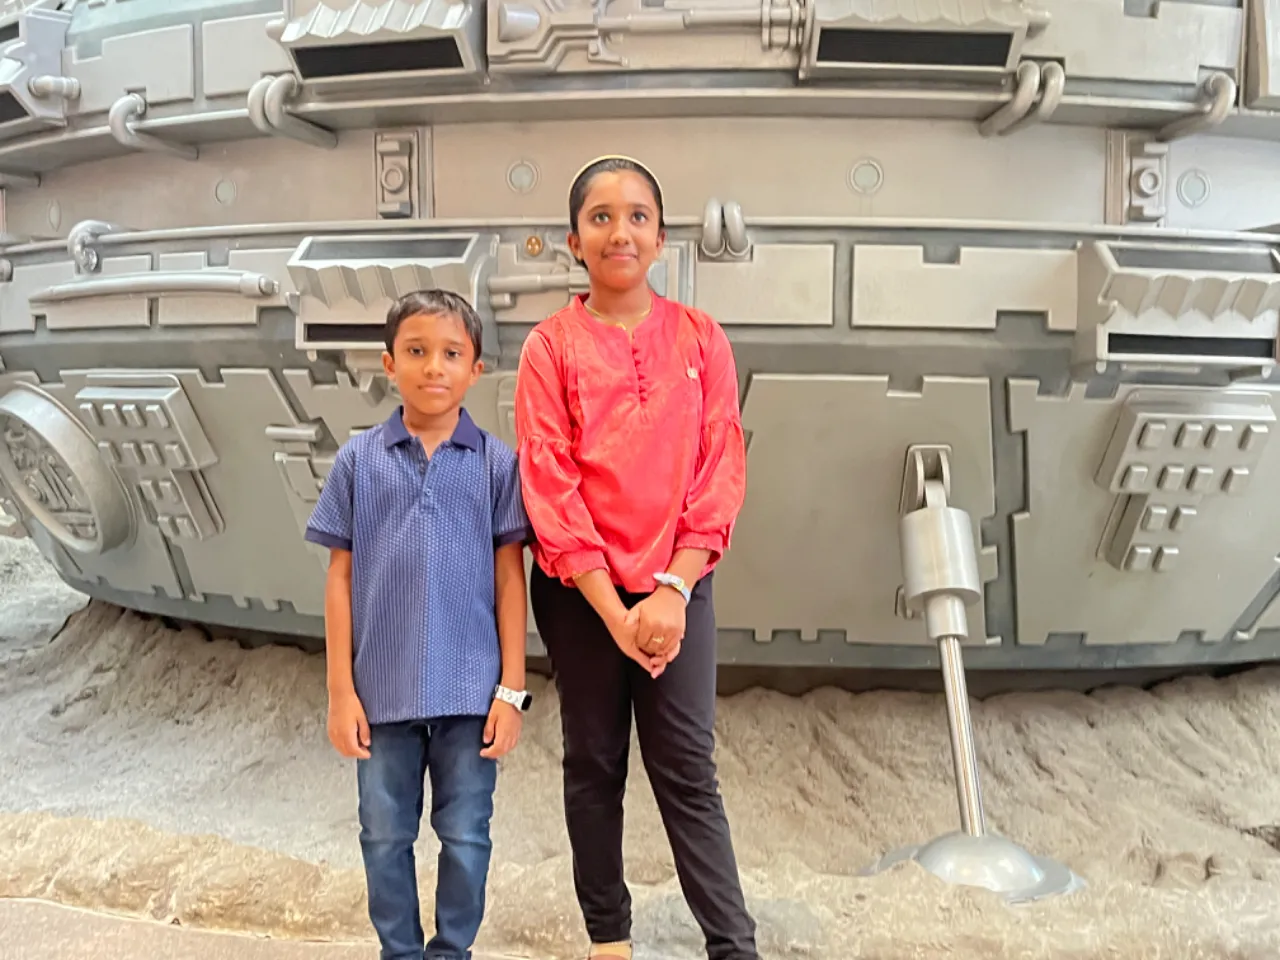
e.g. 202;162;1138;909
381;350;394;377
472;359;485;380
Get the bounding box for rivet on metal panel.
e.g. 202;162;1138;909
1176;170;1212;208
847;159;883;195
524;235;544;257
507;160;539;194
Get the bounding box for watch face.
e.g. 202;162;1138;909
521;693;533;711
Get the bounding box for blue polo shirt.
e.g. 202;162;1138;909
303;406;531;725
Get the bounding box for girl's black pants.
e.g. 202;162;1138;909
529;565;759;960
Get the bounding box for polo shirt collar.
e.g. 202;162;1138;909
383;406;481;451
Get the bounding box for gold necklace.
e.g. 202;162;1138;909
584;296;653;329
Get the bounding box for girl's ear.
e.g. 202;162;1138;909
654;227;666;256
566;229;582;262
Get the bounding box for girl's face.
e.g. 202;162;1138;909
568;170;665;292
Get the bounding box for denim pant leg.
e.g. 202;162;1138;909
424;715;498;960
358;721;431;960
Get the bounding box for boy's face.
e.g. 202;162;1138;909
382;310;482;419
568;170;665;293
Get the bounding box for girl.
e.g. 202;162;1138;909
514;155;758;960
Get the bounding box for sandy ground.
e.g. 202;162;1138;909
3;898;515;960
2;535;1280;959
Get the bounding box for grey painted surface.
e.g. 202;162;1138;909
1;0;1279;672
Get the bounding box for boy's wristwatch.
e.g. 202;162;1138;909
653;572;690;604
494;684;532;711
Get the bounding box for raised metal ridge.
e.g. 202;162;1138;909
815;0;1029;31
1088;242;1280;323
277;0;471;46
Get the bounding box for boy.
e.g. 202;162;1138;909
304;288;533;960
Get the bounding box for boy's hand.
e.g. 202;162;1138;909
481;700;522;759
328;690;371;759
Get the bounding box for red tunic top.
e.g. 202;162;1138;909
514;293;747;593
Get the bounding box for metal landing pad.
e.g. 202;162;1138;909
859;830;1085;905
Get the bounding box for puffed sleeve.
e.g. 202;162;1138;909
514;327;610;583
304;441;356;552
674;319;747;564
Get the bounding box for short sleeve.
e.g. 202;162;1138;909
305;442;356;552
489;439;533;548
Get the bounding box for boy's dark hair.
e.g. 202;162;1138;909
384;288;483;360
568;156;666;234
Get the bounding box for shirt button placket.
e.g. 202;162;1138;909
420;447;433;715
633;338;645;403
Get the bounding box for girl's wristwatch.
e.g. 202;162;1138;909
653;572;691;604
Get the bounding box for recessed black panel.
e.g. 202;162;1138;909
293;37;463;79
815;28;1011;68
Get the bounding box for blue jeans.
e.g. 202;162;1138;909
357;716;498;960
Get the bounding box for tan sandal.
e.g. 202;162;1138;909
587;941;632;960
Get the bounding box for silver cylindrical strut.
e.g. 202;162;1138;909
866;447;1083;903
899;467;987;838
939;634;985;837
